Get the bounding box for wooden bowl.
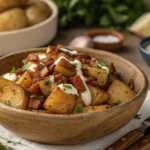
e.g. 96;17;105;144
0;47;148;145
86;29;124;51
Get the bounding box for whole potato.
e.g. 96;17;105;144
0;0;29;12
0;8;28;32
25;1;51;26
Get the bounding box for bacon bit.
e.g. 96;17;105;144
40;66;49;78
54;74;63;81
110;63;117;74
28;83;41;95
101;84;109;90
28;98;44;110
90;58;98;67
49;64;55;73
128;79;134;90
41;58;54;66
70;75;86;93
16;69;24;76
76;53;91;59
87;77;99;87
27;54;39;63
57;76;67;84
58;58;76;71
32;70;41;84
36;64;45;71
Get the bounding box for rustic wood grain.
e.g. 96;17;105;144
105;130;144;150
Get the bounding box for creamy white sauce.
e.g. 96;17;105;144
28;64;38;72
101;66;109;74
54;56;91;106
38;54;47;60
59;48;78;56
58;84;78;96
93;35;120;43
49;75;55;83
3;73;17;81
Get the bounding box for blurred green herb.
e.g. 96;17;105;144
74;106;83;113
134;114;142;119
52;0;147;29
4;100;11;106
0;143;14;150
9;67;16;75
30;94;45;99
111;100;121;106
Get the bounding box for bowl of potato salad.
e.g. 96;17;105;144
0;45;148;145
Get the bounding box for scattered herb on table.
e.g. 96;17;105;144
4;100;11;106
9;67;16;75
111;100;121;106
134;114;142;119
0;143;14;150
63;84;72;89
74;106;83;113
52;0;147;29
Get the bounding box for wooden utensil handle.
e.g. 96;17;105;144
104;130;144;150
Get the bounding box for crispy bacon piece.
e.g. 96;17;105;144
75;53;91;64
41;58;54;66
110;63;117;74
27;54;39;63
87;77;99;87
40;66;49;78
70;75;86;93
32;70;41;84
16;69;24;76
28;83;41;95
28;98;44;110
46;45;56;53
128;79;134;90
90;57;98;67
49;64;55;73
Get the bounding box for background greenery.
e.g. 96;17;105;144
52;0;147;30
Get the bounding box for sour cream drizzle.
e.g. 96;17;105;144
58;84;78;96
3;73;17;81
59;48;78;56
49;75;55;83
28;64;38;72
38;54;47;60
54;56;91;106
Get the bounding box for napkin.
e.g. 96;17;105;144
0;90;150;150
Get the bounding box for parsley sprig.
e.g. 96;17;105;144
74;106;83;113
22;59;28;71
97;61;112;74
9;67;16;75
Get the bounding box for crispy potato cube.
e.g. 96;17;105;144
0;76;15;91
0;84;28;109
88;84;110;105
107;80;136;105
54;59;76;77
16;71;32;90
57;52;70;60
85;67;108;86
43;87;76;114
82;105;111;113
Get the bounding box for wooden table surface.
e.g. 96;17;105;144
51;27;150;88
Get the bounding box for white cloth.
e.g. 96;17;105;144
0;90;150;150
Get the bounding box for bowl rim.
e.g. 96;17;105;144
0;0;58;36
140;36;150;56
0;47;148;119
86;29;125;45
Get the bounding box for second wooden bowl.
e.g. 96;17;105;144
87;29;125;51
0;47;148;145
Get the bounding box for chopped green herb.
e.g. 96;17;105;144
45;80;50;86
63;84;72;89
30;94;45;99
22;59;27;65
4;100;11;106
15;76;20;81
97;61;108;68
74;106;83;113
107;76;113;84
9;67;16;75
111;100;121;106
0;143;14;150
22;64;29;71
134;114;142;119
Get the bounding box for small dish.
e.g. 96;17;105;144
139;36;150;66
86;29;124;51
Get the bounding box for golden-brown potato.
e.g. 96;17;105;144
16;71;32;90
38;78;57;97
25;1;51;25
0;0;29;12
81;105;111;114
107;80;136;105
43;87;77;114
0;76;15;91
84;66;108;86
0;8;28;32
0;84;28;109
88;84;110;105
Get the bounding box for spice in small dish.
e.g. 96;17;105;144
144;44;150;53
93;35;120;44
